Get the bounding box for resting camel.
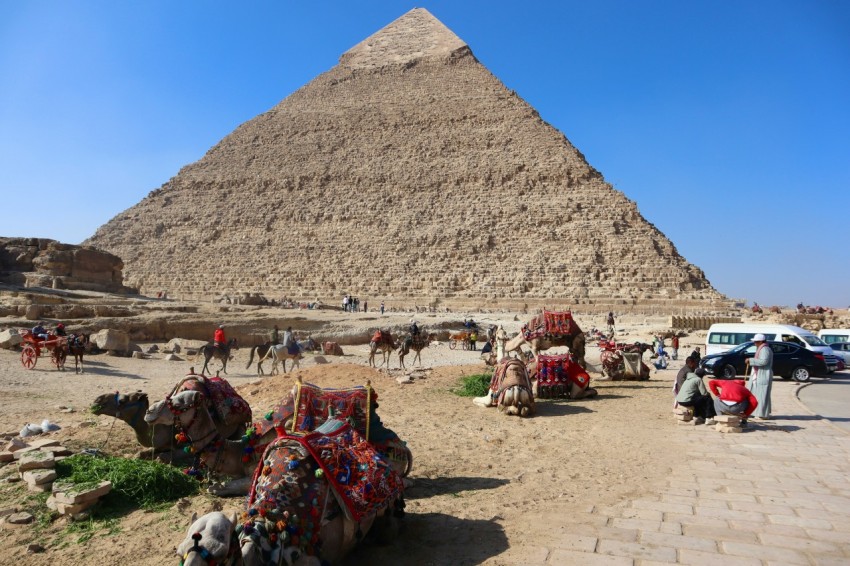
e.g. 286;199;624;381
504;331;586;368
146;387;412;497
397;333;435;369
176;417;404;566
367;330;396;368
259;343;303;374
473;358;536;417
528;358;598;399
197;338;238;374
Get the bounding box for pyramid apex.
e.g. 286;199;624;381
341;8;469;69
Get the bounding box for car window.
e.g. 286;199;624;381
802;335;827;347
743;344;757;355
771;343;790;354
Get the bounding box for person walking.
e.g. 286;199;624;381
380;301;385;315
606;312;615;335
270;324;280;345
671;335;680;360
363;300;368;313
746;333;773;419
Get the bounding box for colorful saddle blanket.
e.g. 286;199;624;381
533;354;591;398
171;374;252;427
370;330;393;345
249;422;402;523
522;311;582;341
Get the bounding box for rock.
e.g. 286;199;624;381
61;407;76;413
131;351;148;359
17;450;55;471
165;338;207;354
714;415;741;425
52;480;111;505
46;495;97;516
5;512;34;524
715;424;742;433
0;329;22;349
313;355;329;364
23;469;57;486
146;344;160;353
0;507;18;518
0;452;13;463
5;438;27;452
26;543;46;554
396;376;413;384
165;354;183;361
25;438;61;450
91;329;130;353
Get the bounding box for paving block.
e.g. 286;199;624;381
715;424;742;433
714;415;741;424
45;495;97;516
17;450;55;471
51;480;111;505
22;469;56;486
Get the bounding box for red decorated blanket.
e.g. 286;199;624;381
522;311;582;341
171;374;252;428
533;354;591;399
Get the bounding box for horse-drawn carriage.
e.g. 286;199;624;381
449;330;472;350
19;329;67;370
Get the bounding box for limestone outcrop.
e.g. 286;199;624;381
86;8;726;310
0;237;132;294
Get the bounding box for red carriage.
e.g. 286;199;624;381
19;329;67;370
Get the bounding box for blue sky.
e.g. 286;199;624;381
1;1;848;307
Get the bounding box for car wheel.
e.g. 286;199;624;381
791;366;811;382
721;364;736;379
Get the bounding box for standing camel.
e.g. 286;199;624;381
397;333;434;369
197;338;238;374
368;330;396;367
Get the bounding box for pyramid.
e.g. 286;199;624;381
87;8;724;310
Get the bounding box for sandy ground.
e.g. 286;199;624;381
0;311;702;565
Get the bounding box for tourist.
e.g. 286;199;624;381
270;324;279;345
363;300;368;313
32;322;48;340
746;333;773;419
410;319;420;337
654;335;665;357
653;349;669;370
709;378;758;425
606;312;615;335
214;325;226;349
675;368;716;424
671;335;680;360
380;301;385;315
343;295;349;312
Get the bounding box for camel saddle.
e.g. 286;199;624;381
371;330;394;346
532;354;591;399
522;310;582;341
170;374;252;428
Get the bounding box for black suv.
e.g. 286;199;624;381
699;340;828;382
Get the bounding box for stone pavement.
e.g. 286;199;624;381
497;380;850;565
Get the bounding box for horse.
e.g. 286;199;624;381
67;333;90;374
368;330;396;368
245;342;273;375
260;343;303;374
197;338;238;375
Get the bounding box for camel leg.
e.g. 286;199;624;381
282;359;288;374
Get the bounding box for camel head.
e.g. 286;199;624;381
177;511;238;566
144;390;203;427
90;390;148;417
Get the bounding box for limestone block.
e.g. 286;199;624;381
715;424;742;433
4;512;34;524
92;329;129;352
165;338;207;354
0;329;22;349
51;480;111;505
46;495;97;516
5;438;27;452
714;415;741;425
0;452;13;463
17;450;55;471
22;470;56;486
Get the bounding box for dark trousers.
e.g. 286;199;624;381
682;394;716;419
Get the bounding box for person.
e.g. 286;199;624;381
343;295;349;312
674;356;699;399
606;312;615;335
470;330;478;351
709;378;758;425
675;368;716;424
653;349;669;370
270;325;280;345
410;319;420;337
363;300;368;313
54;323;67;337
690;346;702;364
32;323;48;340
380;301;385;315
671;335;680;360
655;336;666;358
746;333;773;419
282;326;296;354
214;325;226;348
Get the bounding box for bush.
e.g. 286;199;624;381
452;371;492;397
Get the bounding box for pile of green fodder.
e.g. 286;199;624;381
451;370;493;397
55;453;200;511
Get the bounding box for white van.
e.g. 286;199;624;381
705;323;839;372
818;329;850;345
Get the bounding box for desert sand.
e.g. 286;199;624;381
0;309;703;565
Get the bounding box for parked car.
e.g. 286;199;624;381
829;342;850;366
699;340;828;382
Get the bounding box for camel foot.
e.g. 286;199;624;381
472;395;494;408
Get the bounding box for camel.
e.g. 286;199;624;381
397;332;435;369
259;343;303;374
146;385;412;496
528;356;598;399
367;330;396;367
504;331;586;368
472;358;535;417
176;418;404;565
245;342;273;375
197;338;238;374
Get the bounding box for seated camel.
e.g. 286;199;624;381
529;355;598;399
473;358;535;417
146;381;412;496
176;418;404;565
90;377;249;463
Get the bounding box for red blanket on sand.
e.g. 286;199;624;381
522;311;582;341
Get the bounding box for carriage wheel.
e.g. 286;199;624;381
449;340;457;350
21;344;37;369
52;348;67;369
